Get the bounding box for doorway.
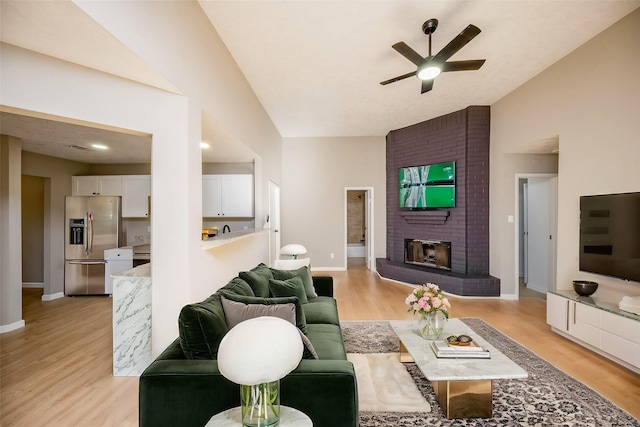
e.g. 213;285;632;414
22;175;45;289
517;174;558;298
345;187;374;271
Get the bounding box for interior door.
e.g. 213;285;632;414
523;182;529;284
268;181;281;266
526;178;552;294
365;190;374;271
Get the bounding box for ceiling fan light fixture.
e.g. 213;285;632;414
417;64;441;80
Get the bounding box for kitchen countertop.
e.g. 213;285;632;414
201;228;267;250
113;262;151;278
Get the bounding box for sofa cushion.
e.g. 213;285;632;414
221;296;296;328
220;296;318;360
219;277;254;297
239;263;273;298
219;292;308;334
305;324;347;360
271;265;316;299
303;298;340;326
268;276;308;304
178;294;229;359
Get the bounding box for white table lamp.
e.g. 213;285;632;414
280;244;307;259
218;316;303;426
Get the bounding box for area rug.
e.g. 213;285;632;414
347;353;431;413
341;319;640;426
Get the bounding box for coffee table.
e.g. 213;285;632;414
389;319;528;419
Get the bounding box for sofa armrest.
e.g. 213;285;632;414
282;360;358;427
139;359;236;427
312;276;333;297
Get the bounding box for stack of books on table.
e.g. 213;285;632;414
430;340;491;359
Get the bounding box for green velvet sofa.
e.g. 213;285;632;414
139;263;358;427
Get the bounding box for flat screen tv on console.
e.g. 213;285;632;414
399;161;455;209
579;191;640;283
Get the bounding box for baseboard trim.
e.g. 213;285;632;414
22;282;44;288
311;266;347;272
0;319;26;334
42;292;64;301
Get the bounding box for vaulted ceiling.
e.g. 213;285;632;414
1;0;638;163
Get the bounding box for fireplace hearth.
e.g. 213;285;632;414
405;239;451;271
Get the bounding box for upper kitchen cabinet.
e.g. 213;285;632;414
72;176;122;196
122;175;151;218
202;174;254;218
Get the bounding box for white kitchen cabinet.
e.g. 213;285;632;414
122;175;151;218
202;174;254;218
202;175;223;217
72;176;122;196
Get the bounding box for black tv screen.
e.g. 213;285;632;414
579;192;640;283
399;161;455;209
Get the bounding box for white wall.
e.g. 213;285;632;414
0;136;24;332
281;136;386;269
1;2;281;353
491;8;640;300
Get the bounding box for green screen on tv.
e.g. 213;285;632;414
399;162;455;209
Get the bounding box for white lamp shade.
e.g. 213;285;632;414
279;244;307;257
218;316;303;385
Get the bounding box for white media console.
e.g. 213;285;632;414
547;290;640;374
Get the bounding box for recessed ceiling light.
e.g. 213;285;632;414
200;142;210;149
91;143;108;150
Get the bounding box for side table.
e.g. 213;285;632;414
205;406;312;426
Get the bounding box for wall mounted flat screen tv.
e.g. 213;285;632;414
399;161;455;209
579;191;640;283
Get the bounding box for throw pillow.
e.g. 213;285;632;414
219;292;307;334
219;276;254;297
220;296;318;360
271;265;317;299
268;276;308;304
221;296;296;328
239;263;273;298
273;258;316;297
178;294;229;359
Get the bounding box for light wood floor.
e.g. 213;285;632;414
2;263;639;426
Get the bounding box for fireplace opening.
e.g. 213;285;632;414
404;239;452;270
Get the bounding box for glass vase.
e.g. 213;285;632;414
240;380;280;427
417;311;447;340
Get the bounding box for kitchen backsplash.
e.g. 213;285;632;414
123;219;151;246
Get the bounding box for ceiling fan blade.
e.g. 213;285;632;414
421;79;434;93
432;24;481;64
380;71;416;85
392;42;424;66
441;59;486;72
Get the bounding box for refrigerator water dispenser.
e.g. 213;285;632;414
69;218;85;245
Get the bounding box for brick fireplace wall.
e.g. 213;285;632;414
377;106;500;296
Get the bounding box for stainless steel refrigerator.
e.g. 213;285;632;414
64;196;121;296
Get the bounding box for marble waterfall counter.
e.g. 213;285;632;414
112;263;152;376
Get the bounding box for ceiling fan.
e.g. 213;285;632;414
381;19;486;94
